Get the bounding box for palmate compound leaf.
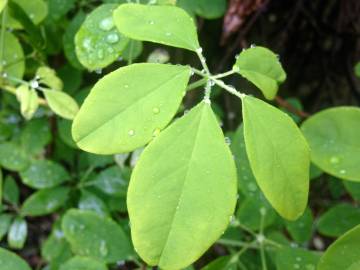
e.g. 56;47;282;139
301;107;360;182
113;3;200;52
318;224;360;270
72;63;191;154
242;95;310;220
233;46;286;100
127;102;237;269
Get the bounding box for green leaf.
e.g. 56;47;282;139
59;256;108;270
62;209;132;263
127;102;237;269
78;190;109;216
7;217;27;249
63;11;86;69
242;96;310;220
75;4;129;70
6;0;47;29
3;176;19;206
355;62;360;78
36;66;63;91
0;214;13;241
16;85;39;120
20;160;70;189
2;32;25;79
318;224;360;270
234;47;286;100
21;186;70;217
177;0;226;19
301;107;360;182
43;89;79;120
0;0;6;13
20;118;51;155
201;255;237;270
0;247;31;270
0;142;29;171
317;203;360;237
48;0;76;21
121;40;143;62
285;207;313;243
113;3;200;52
72;63;191;154
344;180;360;201
85;165;127;196
276;247;320;270
0;168;2;203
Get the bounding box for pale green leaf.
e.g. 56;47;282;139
318;224;360;270
20;160;69;189
2;32;25;79
0;214;13;241
72;63;191;154
0;247;31;270
128;102;237;269
43;89;79;120
0;0;7;13
3;176;19;205
301;107;360;182
75;4;129;70
7;217;27;249
59;256;108;270
242;96;310;220
16;85;39;120
317;203;360;237
234;46;286;100
62;209;133;263
276;247;320;270
177;0;226;19
113;3;200;51
36;66;63;91
21;186;70;217
78;190;109;216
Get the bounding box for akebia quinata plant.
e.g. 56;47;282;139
72;3;310;269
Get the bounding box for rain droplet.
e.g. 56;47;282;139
30;80;39;89
99;240;108;256
330;156;340;164
247;183;257;192
95;69;102;74
106;33;119;43
152;107;160;114
225;137;231;145
83;38;92;50
124;84;129;88
149;20;155;25
340;169;346;174
250;44;256;48
97;49;104;59
99;17;114;31
128;130;135;136
196;47;203;54
165;32;172;36
107;47;114;53
293;264;300;269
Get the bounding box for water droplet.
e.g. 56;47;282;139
330;156;340;164
165;32;172;36
305;264;315;270
340;169;346;174
247;183;257;192
106;33;119;43
203;98;211;105
149;20;155;25
95;69;102;74
107;47;114;53
99;17;114;31
250;44;256;48
296;257;302;262
97;49;104;59
99;240;108;256
83;38;92;51
29;13;35;19
196;47;203;54
128;130;135;136
259;207;267;216
30;80;39;89
190;69;195;76
124;84;129;88
256;234;265;243
152;107;160;114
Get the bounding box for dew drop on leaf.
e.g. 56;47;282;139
152;107;160;114
99;17;114;31
330;156;340;164
128;130;135;136
106;33;119;44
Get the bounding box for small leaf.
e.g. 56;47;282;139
113;3;200;51
75;4;129;70
7;217;27;249
48;0;76;21
301;107;360;182
20;118;51;155
43;89;79;120
16;85;39;120
6;0;47;29
285;208;313;243
0;214;13;241
0;142;29;171
177;0;227;19
355;62;360;78
60;256;108;270
62;209;132;263
128;103;237;269
3;176;20;206
242;96;310;220
276;247;320;270
344;181;360;201
201;255;237;270
234;46;286;100
0;247;31;270
317;203;360;237
78;190;109;216
20;160;70;189
36;66;63;91
317;224;360;270
21;186;70;217
2;32;25;79
72;63;191;154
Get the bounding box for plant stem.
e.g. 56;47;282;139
127;40;134;65
186;77;207;91
212;69;236;79
216;239;259;249
259;209;268;270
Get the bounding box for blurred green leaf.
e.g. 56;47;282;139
7;217;27;249
0;247;31;270
3;176;19;206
